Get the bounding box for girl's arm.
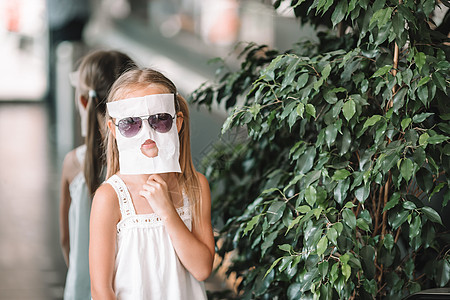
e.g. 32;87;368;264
89;183;120;300
140;173;215;281
59;154;72;267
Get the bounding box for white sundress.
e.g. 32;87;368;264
106;174;207;300
64;144;91;300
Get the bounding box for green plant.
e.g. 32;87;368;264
191;0;450;299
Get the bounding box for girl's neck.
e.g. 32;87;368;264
119;172;178;186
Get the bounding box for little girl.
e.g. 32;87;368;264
59;50;137;299
89;68;215;299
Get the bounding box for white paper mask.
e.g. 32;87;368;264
106;94;181;174
70;71;88;138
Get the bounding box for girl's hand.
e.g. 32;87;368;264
139;174;176;219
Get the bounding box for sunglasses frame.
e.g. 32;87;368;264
114;113;176;137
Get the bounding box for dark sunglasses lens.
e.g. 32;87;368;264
148;113;173;133
118;117;142;137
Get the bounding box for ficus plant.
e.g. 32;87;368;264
190;0;450;299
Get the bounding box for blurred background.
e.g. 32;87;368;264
0;0;317;298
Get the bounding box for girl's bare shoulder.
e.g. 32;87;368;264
196;172;211;203
61;146;83;183
92;180;121;220
196;171;210;186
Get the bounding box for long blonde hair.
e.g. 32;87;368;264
105;68;202;223
76;50;137;197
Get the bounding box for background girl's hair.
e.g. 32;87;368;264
105;68;202;225
77;50;137;197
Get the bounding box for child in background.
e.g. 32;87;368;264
89;68;215;299
59;50;137;300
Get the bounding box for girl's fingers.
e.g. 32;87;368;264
148;174;167;187
139;190;150;198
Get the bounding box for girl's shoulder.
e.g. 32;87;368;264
196;172;210;189
196;171;209;184
91;179;121;223
61;146;84;184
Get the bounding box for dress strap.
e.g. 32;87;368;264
105;175;136;217
182;190;189;208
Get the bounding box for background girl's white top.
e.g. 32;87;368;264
106;175;207;300
64;144;91;300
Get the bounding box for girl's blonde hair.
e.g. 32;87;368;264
105;68;202;224
77;50;137;197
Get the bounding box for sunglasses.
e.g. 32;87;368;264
115;113;175;137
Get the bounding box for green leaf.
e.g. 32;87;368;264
317;236;328;256
431;182;445;199
244;214;261;235
417;76;431;87
297;73;309;89
298;146;316;174
321;63;332;80
334;222;343;234
279;244;292;252
342;263;351;281
409;215;421;240
343;99;356;121
262;187;281;195
412;113;434;123
332;169;351;181
344;202;356;209
364;279;378;295
400;158;414;182
296;103;305;117
383;234;394;250
305;186;317;206
286;215;302;235
287;282;302;300
361;245;376;279
267;201;286;224
221;115;234;134
403;201;417;210
390;210;409;229
393;87;407;113
413;147;426;166
357;218;370;231
288;109;298;129
419;133;430;146
436;259;450;287
432;72;447;92
371;65;392;78
305;103;316;118
327;227;338;245
363;115;382;129
334;178;350;205
422;207;443;225
281;101;298;120
331;0;348;27
249;103;261;120
415;52;426;71
325;124;338;148
339;127;352;155
416;167;433;194
401;117;411;131
313;77;324;90
297;205;311;214
427;134;450;144
319;261;329;279
355;184;370;203
265;257;283;278
417;85;429;106
370;7;393;28
342;208;356;229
